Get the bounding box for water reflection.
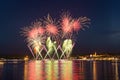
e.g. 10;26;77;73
72;61;85;80
93;61;97;80
24;62;28;80
0;61;4;80
25;60;73;80
0;60;119;80
23;60;120;80
60;60;72;80
112;60;119;80
27;61;44;80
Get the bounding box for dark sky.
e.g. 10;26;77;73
0;0;120;56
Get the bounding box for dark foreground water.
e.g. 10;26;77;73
0;60;120;80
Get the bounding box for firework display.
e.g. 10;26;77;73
22;13;90;60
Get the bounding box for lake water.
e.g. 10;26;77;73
0;60;120;80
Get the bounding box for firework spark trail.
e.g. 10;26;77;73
52;45;61;59
36;47;44;59
61;13;90;39
28;45;35;59
53;45;59;59
22;22;46;59
46;24;58;35
61;14;73;39
22;12;90;60
60;39;73;59
45;14;59;42
44;37;57;59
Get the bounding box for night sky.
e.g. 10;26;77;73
0;0;120;56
